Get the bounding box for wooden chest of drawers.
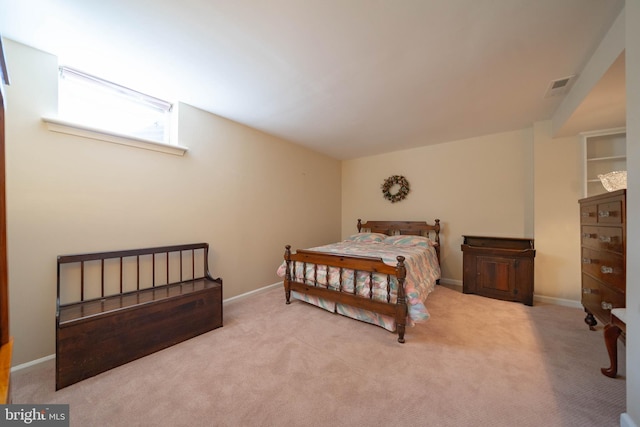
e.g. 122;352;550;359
579;189;626;329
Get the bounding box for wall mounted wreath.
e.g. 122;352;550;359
381;175;410;203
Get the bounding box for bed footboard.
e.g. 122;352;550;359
283;245;408;343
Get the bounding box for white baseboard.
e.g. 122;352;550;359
532;294;582;309
621;413;639;427
8;280;585;372
438;278;582;309
438;277;462;289
11;353;55;373
11;283;285;372
226;279;584;310
223;282;282;304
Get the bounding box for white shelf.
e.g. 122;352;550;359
587;155;626;162
581;128;626;198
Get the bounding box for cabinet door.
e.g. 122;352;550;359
476;255;517;300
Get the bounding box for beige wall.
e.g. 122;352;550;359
342;123;586;306
342;128;535;284
532;121;583;302
4;39;342;365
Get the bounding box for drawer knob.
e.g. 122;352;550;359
582;233;595;239
601;301;613;310
598;235;612;243
582;258;592;264
581;212;593;218
583;288;593;294
600;266;614;274
598;210;610;218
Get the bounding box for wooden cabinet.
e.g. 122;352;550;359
581;128;626;198
579;189;626;329
461;236;535;306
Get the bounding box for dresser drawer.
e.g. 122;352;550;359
581;225;624;253
581;247;625;292
580;204;597;225
596;200;624;225
582;275;625;325
579;194;625;226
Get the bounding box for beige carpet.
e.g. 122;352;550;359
12;285;626;427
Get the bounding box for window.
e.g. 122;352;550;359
43;66;187;156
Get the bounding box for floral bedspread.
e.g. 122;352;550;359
276;239;441;331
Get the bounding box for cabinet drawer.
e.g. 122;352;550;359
580;205;597;225
579;196;624;225
596;200;624;225
581;226;624;253
581;247;625;291
582;274;625;324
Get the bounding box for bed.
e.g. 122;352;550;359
277;219;441;343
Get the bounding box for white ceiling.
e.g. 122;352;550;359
0;0;626;159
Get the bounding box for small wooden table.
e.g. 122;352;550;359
601;308;626;378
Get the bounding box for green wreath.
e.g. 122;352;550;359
381;175;410;203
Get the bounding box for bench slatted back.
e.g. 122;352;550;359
57;243;211;307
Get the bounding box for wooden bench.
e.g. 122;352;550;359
56;243;223;390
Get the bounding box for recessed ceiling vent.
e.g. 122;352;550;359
544;75;576;98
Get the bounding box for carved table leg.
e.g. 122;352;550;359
601;323;622;378
584;311;597;331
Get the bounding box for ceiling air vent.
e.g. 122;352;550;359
544;75;576;98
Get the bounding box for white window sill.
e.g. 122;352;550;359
42;116;188;156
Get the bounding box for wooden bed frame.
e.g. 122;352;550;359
283;219;441;343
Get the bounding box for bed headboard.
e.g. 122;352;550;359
357;219;441;261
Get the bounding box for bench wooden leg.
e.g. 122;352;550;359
601;323;622;378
